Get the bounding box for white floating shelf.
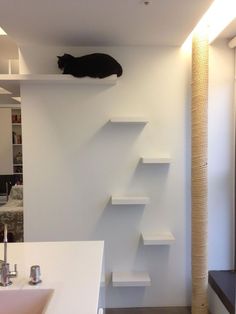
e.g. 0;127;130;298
0;74;117;85
141;231;175;245
112;271;151;287
141;157;171;164
111;196;150;205
109;117;148;124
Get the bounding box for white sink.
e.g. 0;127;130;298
0;289;54;314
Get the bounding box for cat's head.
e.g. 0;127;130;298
57;54;74;69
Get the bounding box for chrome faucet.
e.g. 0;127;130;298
0;224;17;286
29;265;42;285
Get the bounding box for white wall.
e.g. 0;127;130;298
20;45;190;307
19;40;234;308
208;39;235;270
208;286;229;314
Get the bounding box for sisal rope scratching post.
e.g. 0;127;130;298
191;31;209;314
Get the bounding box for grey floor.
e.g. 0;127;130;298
106;307;191;314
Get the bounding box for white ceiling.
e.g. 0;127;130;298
0;0;213;46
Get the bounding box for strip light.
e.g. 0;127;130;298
182;0;236;50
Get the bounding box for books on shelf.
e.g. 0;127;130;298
14;165;23;174
12;113;21;123
12;132;22;144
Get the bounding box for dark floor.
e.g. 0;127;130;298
106;307;191;314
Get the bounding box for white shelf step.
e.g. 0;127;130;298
0;74;117;85
111;196;150;205
109;117;148;124
141;157;171;164
112;271;151;287
141;231;175;245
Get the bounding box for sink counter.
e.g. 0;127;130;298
0;241;104;314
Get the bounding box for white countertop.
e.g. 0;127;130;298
0;241;104;314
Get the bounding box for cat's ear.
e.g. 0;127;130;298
63;54;74;59
57;56;61;59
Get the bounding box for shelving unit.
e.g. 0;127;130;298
141;231;175;245
141;157;171;164
112;271;151;287
0;74;118;85
11;108;23;180
109;117;148;124
111;196;150;205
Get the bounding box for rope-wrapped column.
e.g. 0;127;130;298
191;31;209;314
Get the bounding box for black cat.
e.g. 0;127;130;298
57;53;123;78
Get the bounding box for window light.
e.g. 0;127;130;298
182;0;236;50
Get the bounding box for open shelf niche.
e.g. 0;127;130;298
112;271;151;287
141;231;175;245
111;196;150;205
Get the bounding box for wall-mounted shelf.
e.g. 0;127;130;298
112;271;151;287
109;117;148;124
141;157;171;164
0;74;117;85
141;232;175;245
111;196;150;205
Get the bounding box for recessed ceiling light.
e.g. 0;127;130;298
0;86;11;94
0;26;7;35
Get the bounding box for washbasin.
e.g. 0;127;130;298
0;288;54;314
